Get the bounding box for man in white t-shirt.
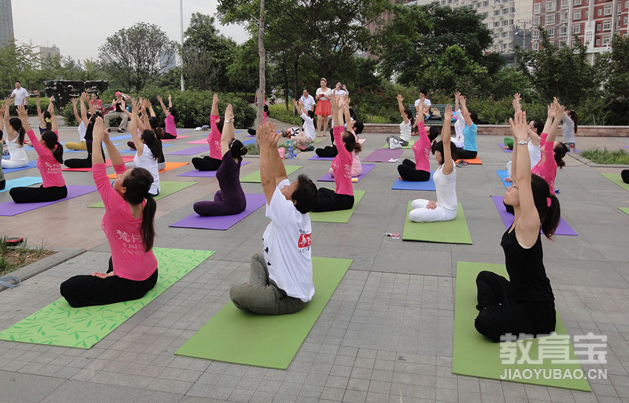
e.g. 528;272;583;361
11;81;29;107
414;90;431;119
230;122;318;315
300;89;315;112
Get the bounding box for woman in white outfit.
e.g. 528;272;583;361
409;105;458;223
2;99;29;169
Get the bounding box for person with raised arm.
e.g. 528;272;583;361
64;92;105;169
192;93;223;171
290;98;316;151
455;95;479;164
386;94;414;149
60;117;158;307
505;93;542;183
157;94;178;139
452;91;465;148
65;96;88;150
1;98;29;169
474;110;560;342
530;99;567;195
104;91;128;133
408;105;458;222
229;121;318;315
125;99;161;197
193;104;248;216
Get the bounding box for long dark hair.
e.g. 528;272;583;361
229;139;247;158
404;108;415;127
531;174;560;238
41;130;63;163
568;110;578;133
342;131;362;153
42;111;52;131
141;130;161;161
554;142;568;169
431;140;458;163
169;106;178;121
9;118;26;146
122;167;156;252
148;117;166;139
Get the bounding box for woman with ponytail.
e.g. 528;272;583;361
192;93;223;171
9;105;67;203
1;98;29;169
312;95;360;212
64;92;105;169
35;92;53;134
125;99;161;197
530;99;567;196
474;110;560;342
193;104;248;216
60;116;158;308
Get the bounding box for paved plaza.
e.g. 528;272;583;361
1;119;628;402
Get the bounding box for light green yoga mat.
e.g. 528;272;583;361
601;173;629;192
0;248;214;349
402;202;472;244
175;257;352;369
87;181;196;208
382;140;415;149
620;207;629;216
453;262;591;391
240;165;302;183
309;190;365;223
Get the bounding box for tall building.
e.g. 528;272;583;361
39;45;61;59
531;0;629;62
0;0;15;48
401;0;534;55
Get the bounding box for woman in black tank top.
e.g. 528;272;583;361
474;110;561;342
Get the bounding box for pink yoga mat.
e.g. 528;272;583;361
177;161;251;177
167;146;209;156
491;196;578;236
317;164;375;182
169;193;267;230
0;185;98;216
163;134;191;141
188;139;208;144
363;149;403;162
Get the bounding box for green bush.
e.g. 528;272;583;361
581;148;629;164
7;97;51;116
268;104;302;126
61;102;77;126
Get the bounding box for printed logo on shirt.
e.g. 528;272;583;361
297;233;311;248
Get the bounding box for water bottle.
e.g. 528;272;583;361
287;145;294;159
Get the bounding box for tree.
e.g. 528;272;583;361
182;13;238;91
515;30;600;106
596;34;629;125
375;3;493;88
227;39;259;93
98;22;177;91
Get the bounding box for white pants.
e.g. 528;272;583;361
408;198;457;223
506;161;512;179
1;158;29;169
127;161;165;171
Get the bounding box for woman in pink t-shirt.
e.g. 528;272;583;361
192;93;223;171
397;98;440;181
157;94;177;139
10;105;67;203
60;117;158;308
312;96;361;212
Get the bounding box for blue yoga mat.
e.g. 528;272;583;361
496;170;512;188
392;172;436;191
1;160;38;173
241;137;257;146
0;177;43;193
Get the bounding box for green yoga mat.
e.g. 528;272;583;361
175;257;352;369
382;140;415;149
402;202;472;244
0;248;214;349
620;207;629;216
601;173;629;192
453;262;591;391
240;165;302;183
309;190;365;223
87;181;196;208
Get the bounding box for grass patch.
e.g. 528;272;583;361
0;237;55;277
581;148;629;165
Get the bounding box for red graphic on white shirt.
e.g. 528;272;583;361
297;233;311;248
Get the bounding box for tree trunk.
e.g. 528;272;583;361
256;0;266;128
293;56;300;114
283;65;289;111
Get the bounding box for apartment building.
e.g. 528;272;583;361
531;0;629;61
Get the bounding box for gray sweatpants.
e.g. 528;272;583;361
230;253;307;315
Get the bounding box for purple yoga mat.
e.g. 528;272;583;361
309;155;334;161
177;161;251;177
499;143;513;153
0;185;98;216
317;164;375;182
167;145;209;156
490;196;578;236
363;149;404;162
169;193;267;230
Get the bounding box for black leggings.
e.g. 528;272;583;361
10;185;67;203
397;159;430;181
474;270;556;342
60;257;158;308
312;188;354;212
192;156;222;171
316;145;338;158
64;147;105;169
0;179;5;191
457;149;477;159
163;132;176;139
622;169;629;184
193;189;246;216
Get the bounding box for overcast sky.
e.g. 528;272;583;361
12;0;249;61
